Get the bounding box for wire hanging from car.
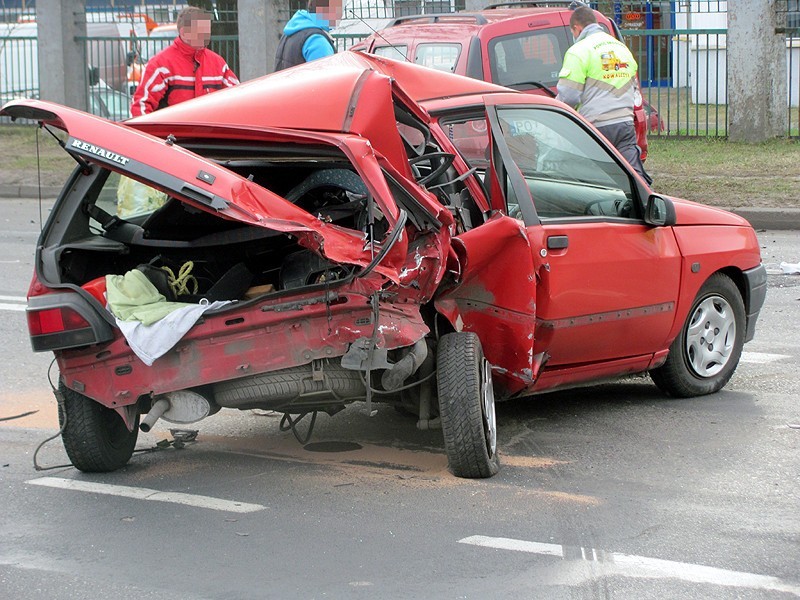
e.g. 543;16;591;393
39;123;92;175
279;411;318;444
0;410;39;422
32;358;72;471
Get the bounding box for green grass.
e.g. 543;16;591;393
644;87;729;137
646;137;800;208
0;124;72;187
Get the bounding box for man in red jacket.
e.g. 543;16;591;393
131;7;239;117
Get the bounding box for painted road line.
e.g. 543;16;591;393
740;351;792;364
0;302;26;312
0;296;26;313
459;536;800;597
27;477;266;513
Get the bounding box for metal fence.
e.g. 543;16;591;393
2;1;799;137
614;1;798;138
79;0;239;120
622;28;730;138
76;33;238;121
783;0;800;135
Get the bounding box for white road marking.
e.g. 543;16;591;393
26;476;266;513
0;302;26;312
0;296;27;313
459;536;800;596
740;351;792;364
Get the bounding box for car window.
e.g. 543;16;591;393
101;89;132;121
488;27;571;88
414;43;461;73
373;45;408;61
495;107;636;220
441;117;490;170
90;172;169;225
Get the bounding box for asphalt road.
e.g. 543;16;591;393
1;198;798;600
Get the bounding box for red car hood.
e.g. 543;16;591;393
670;197;751;227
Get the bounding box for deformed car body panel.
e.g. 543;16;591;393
58;290;431;410
435;213;538;396
4;90;455;410
4;99;418;283
126;52;505;185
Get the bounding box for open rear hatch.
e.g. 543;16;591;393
1;99;410;282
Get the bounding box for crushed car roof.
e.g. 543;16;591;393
128;51;510;130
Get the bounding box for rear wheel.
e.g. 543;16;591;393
59;383;139;472
437;332;499;478
650;273;745;397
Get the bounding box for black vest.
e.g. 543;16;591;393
274;27;335;71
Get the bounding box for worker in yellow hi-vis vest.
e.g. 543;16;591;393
556;6;651;185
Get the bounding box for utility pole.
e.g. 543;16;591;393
727;0;788;141
238;0;292;80
36;0;88;110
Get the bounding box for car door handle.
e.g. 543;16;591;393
547;235;568;250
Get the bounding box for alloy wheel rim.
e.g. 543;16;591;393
481;358;497;457
685;294;735;377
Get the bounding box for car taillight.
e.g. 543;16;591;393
27;307;91;336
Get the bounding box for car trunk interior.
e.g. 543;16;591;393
43;147;388;304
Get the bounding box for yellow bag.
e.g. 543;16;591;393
116;175;168;219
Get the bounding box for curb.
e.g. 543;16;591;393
2;184;798;230
729;208;800;231
0;184;61;199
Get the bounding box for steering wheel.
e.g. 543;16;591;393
408;152;456;187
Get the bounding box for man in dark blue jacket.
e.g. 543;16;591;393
274;0;342;71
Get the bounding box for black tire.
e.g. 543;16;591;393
650;273;746;398
59;383;139;473
436;332;499;478
213;361;365;410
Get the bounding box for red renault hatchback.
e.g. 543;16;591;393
352;1;657;158
3;52;764;479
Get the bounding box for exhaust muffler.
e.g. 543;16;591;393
140;390;214;432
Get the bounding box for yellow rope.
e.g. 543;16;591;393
160;261;198;297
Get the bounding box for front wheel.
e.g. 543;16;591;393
59;383;139;472
650;273;745;397
437;332;499;478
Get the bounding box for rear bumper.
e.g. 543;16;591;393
743;263;767;342
56;296;428;409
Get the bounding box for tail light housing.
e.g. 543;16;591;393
26;276;114;352
27;307;91;336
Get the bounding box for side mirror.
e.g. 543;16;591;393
645;194;676;226
88;65;100;87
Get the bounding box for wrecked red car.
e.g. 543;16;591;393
3;52;766;479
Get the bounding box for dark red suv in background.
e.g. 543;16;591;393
352;1;658;160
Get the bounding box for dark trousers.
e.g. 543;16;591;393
597;121;653;186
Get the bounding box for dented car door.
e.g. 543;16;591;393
483;98;682;387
